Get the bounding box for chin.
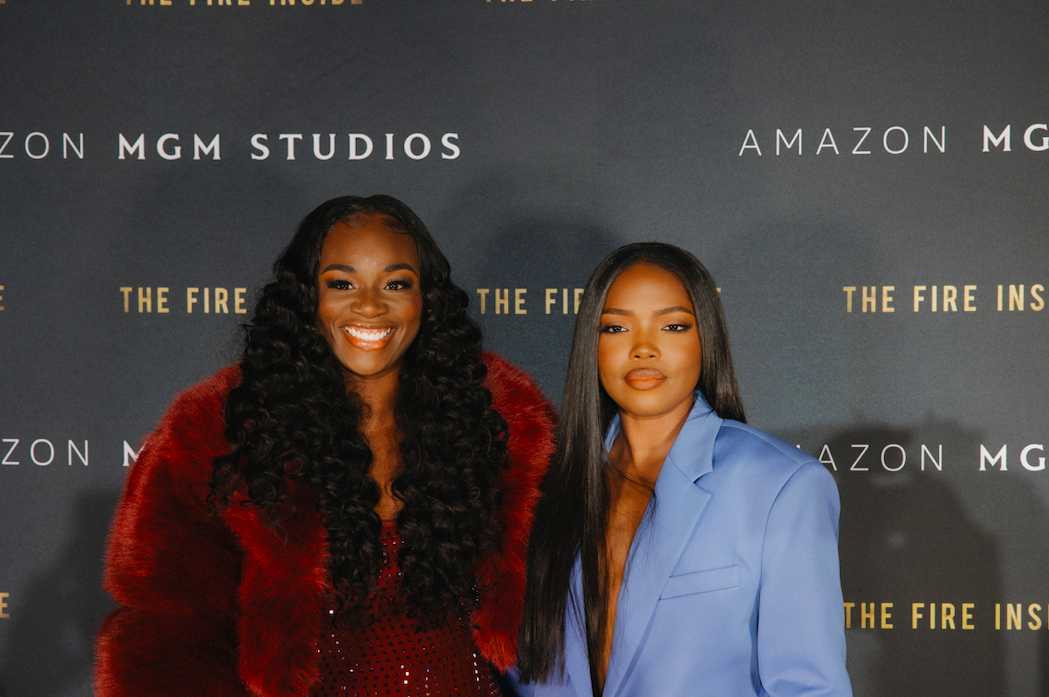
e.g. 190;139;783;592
619;392;694;418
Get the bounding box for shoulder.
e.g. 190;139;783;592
712;419;837;498
160;364;241;432
715;419;818;471
482;352;558;442
131;365;241;492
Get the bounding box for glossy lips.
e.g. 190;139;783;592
624;367;667;390
342;325;394;350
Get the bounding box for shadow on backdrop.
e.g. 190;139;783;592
0;491;118;697
782;419;1049;697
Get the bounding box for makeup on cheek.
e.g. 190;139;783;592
596;263;701;421
313;216;423;381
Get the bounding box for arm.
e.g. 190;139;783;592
473;353;557;672
95;372;248;697
757;462;853;697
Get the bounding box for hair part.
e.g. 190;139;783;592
518;242;745;689
210;194;510;626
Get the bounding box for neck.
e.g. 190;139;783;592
346;370;405;520
609;396;694;487
345;370;400;427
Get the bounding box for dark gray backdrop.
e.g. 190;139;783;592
1;0;1047;695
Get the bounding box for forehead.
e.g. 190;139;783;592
605;262;692;310
319;214;419;267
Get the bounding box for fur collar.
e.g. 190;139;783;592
99;353;555;697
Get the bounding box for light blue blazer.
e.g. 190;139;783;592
514;394;852;697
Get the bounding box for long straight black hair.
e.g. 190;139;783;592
518;242;746;692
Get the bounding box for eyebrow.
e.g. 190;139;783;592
320;263;419;275
656;305;695;316
601;305;695;316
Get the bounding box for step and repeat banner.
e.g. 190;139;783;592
1;1;1047;695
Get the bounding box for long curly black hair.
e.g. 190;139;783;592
210;195;510;626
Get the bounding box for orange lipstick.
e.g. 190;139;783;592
624;367;666;390
342;325;394;351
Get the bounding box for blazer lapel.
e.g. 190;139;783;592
602;397;721;697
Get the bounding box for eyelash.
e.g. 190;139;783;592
325;278;414;291
599;322;693;333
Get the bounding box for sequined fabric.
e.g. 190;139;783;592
313;519;503;696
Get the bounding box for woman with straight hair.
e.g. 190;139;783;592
516;242;851;696
96;195;555;697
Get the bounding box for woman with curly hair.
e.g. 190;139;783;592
515;243;851;696
96;195;555;697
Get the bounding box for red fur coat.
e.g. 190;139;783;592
95;353;555;697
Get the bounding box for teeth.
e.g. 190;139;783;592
343;326;392;341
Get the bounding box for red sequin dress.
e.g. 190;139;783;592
312;519;503;696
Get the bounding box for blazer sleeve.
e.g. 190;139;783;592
757;461;853;697
95;374;248;697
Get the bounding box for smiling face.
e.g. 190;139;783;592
597;262;702;423
315;214;423;385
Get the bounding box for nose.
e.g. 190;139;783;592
631;330;659;360
350;286;386;317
